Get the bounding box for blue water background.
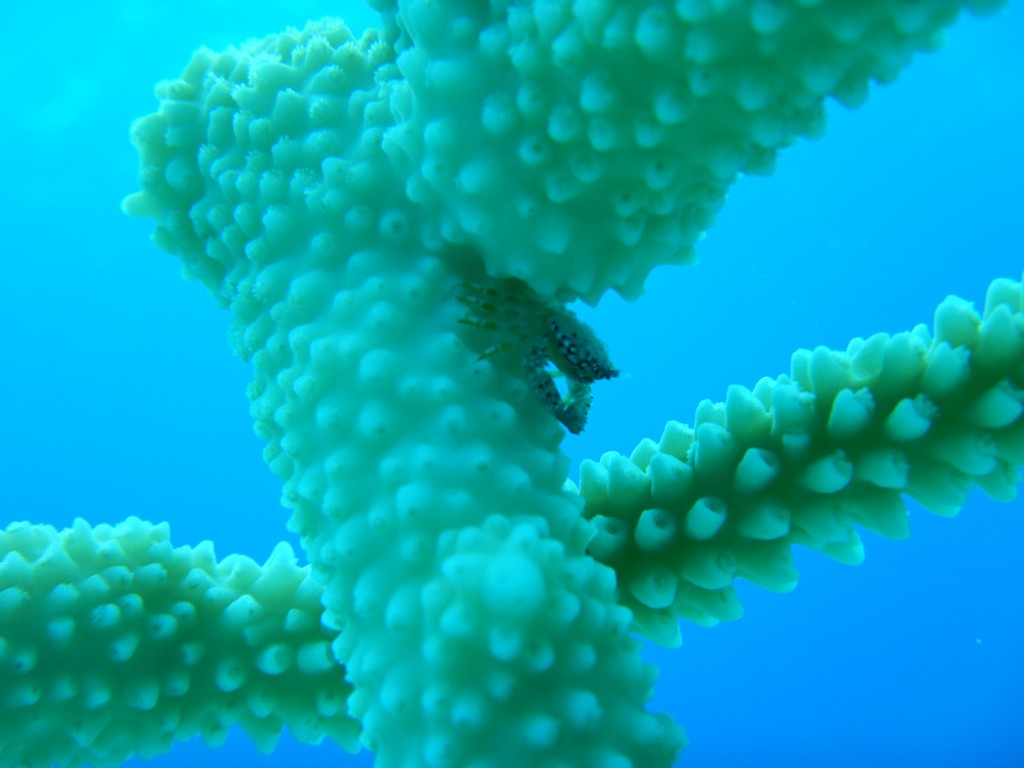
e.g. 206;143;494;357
2;2;1022;766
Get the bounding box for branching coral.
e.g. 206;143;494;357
0;519;358;765
2;1;1022;766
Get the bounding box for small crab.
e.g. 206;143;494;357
456;280;619;433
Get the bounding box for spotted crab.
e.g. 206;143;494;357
456;280;619;433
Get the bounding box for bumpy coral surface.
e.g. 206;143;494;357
2;1;1022;767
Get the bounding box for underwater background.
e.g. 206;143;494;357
2;1;1022;766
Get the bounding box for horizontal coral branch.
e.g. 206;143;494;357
0;517;357;767
580;274;1024;646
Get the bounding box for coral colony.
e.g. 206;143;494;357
2;2;1020;767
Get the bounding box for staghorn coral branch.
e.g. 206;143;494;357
369;0;1005;303
581;275;1024;646
124;15;685;766
0;517;358;767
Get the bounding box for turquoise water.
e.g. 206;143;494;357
2;2;1022;766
